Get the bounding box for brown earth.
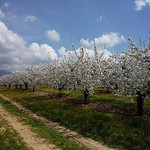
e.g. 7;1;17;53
0;93;116;150
0;101;59;150
34;91;150;122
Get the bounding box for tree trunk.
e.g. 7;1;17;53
25;83;28;90
58;88;62;98
9;84;11;89
4;84;6;88
148;81;150;89
15;84;18;89
19;84;22;89
115;84;118;89
33;86;35;92
106;87;110;93
84;89;89;104
137;91;144;116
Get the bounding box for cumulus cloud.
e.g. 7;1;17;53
0;21;57;71
134;0;150;10
80;32;126;50
86;48;112;60
80;38;90;47
26;43;57;62
4;2;10;8
24;15;37;22
58;47;67;56
0;21;125;72
97;15;104;23
58;46;112;61
58;32;125;60
0;9;5;18
74;32;126;60
46;29;60;42
0;21;25;53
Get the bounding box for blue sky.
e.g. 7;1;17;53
0;0;150;71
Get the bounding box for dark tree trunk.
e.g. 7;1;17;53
9;84;11;88
19;84;22;89
84;89;89;104
15;84;18;89
25;83;28;90
33;86;35;92
4;84;6;88
106;87;110;93
115;84;118;89
148;81;150;89
137;91;144;116
58;88;62;98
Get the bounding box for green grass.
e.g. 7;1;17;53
38;86;150;109
0;114;32;150
0;96;87;150
1;88;150;150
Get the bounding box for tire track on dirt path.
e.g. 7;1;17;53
0;94;116;150
0;104;59;150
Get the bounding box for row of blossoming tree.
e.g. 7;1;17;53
0;36;150;116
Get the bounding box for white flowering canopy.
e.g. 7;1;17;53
115;38;150;98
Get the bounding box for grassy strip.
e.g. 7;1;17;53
38;87;150;109
11;86;150;109
6;86;150;109
0;114;32;150
0;97;87;150
1;88;150;149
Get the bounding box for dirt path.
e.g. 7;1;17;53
0;94;116;150
0;95;59;150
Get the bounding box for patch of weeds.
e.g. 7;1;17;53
0;114;31;150
1;88;150;150
38;87;150;109
0;97;87;150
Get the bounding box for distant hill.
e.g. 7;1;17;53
0;70;12;76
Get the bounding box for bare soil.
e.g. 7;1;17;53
0;105;59;150
34;91;150;122
0;93;116;150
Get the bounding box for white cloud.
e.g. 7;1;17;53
0;9;5;18
80;32;126;50
24;15;37;22
0;21;57;71
97;15;104;23
26;43;58;62
0;21;25;52
58;32;125;60
84;47;112;60
58;47;67;56
86;48;112;60
4;2;10;8
80;39;90;47
134;0;150;10
0;22;125;72
46;29;60;42
58;46;112;61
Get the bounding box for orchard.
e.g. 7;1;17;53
0;35;150;116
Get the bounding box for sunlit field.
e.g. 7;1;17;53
0;114;31;150
1;87;150;150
